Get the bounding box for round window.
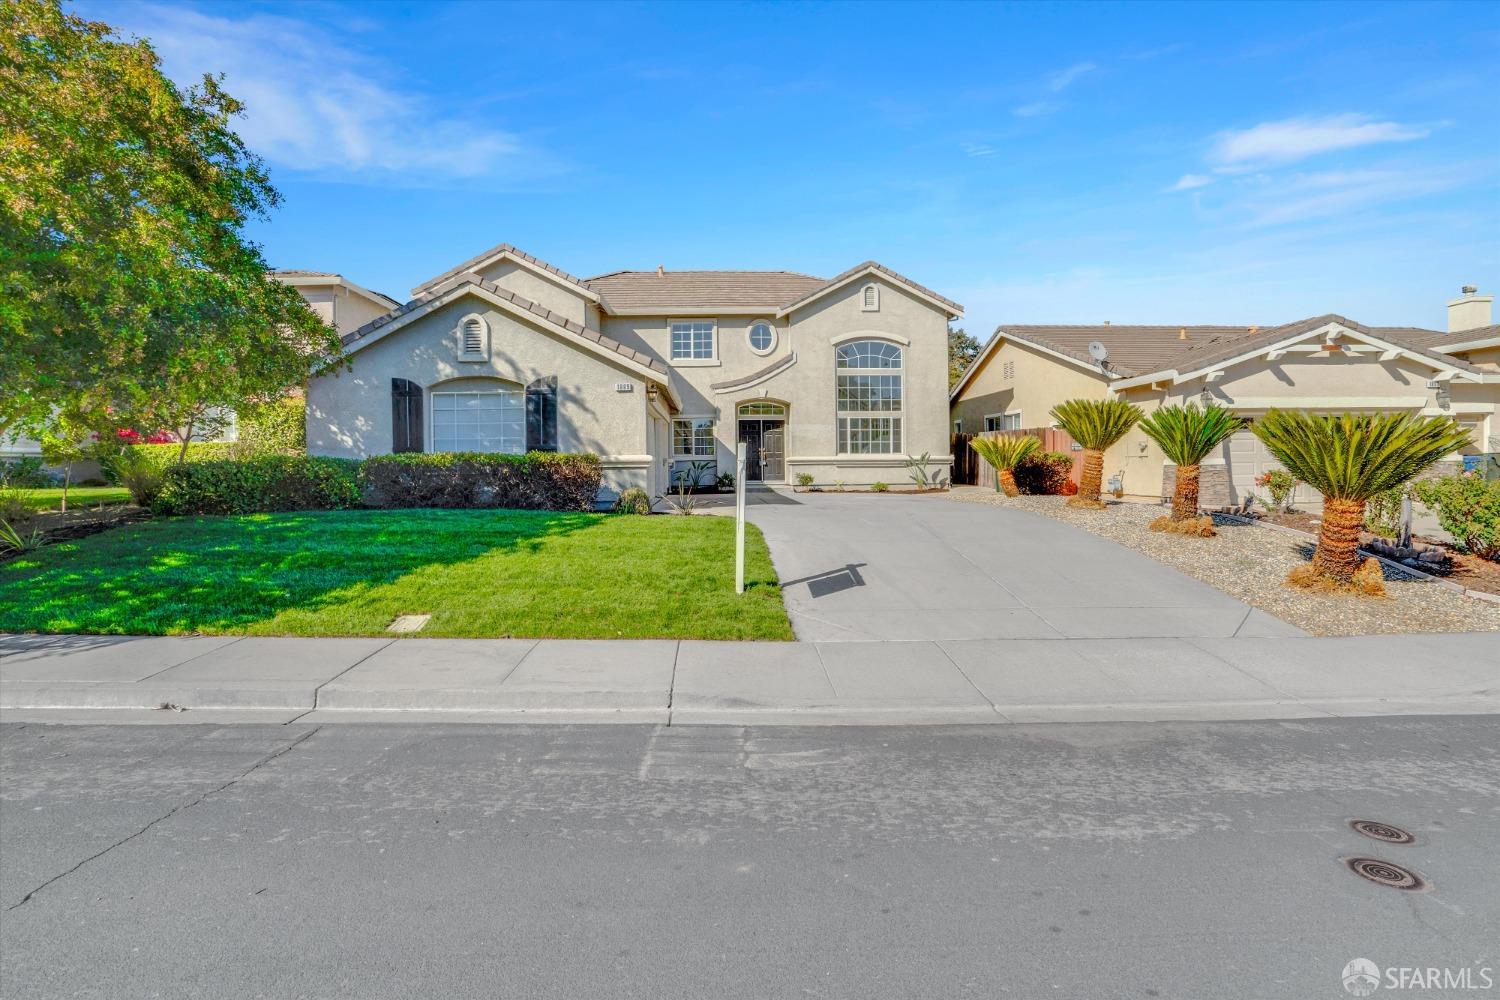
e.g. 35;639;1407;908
748;321;775;354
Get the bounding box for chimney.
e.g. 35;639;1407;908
1102;320;1110;326
1178;327;1187;341
1448;284;1492;333
657;264;665;278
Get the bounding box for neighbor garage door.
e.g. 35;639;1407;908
1225;429;1322;507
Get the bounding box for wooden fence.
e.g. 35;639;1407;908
950;428;1084;490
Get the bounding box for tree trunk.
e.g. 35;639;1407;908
1071;448;1104;506
175;417;194;465
1314;497;1365;580
60;464;72;513
1171;464;1200;520
998;469;1019;497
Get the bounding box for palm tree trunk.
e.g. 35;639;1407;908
998;469;1019;497
1070;448;1104;506
1171;464;1200;520
1313;498;1365;580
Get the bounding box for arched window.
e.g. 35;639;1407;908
861;284;879;311
458;313;489;360
835;340;902;454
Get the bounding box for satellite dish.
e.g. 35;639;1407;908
1088;341;1109;362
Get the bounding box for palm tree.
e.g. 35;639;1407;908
1252;410;1470;583
1049;399;1142;508
1137;403;1245;521
970;434;1040;497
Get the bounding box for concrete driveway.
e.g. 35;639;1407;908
745;490;1304;642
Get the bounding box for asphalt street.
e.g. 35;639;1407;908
2;717;1497;999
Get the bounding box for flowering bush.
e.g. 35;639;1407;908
1254;469;1298;510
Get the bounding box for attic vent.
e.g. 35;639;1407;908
458;314;489;360
1002;360;1015;380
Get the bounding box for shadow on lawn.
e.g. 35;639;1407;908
0;509;602;635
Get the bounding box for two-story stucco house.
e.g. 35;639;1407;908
303;244;962;502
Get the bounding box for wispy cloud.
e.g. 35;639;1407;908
1209;114;1429;170
961;141;1000;159
109;4;557;186
1167;173;1214;192
1231;166;1466;228
1047;62;1098;92
1013;101;1061;119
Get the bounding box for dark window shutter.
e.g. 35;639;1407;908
391;378;423;453
526;376;558;452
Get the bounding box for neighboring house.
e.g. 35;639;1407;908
951;286;1500;506
303;244;962;502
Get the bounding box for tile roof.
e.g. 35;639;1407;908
994;315;1487;382
342;273;669;377
778;260;964;316
411;244;596;299
584;270;826;313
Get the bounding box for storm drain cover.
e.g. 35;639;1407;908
1342;857;1429;891
1349;819;1415;845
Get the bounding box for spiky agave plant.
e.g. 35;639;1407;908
1252;410;1470;584
1049;399;1142;508
970;434;1040;497
1137;403;1246;521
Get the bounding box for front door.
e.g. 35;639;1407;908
738;418;785;482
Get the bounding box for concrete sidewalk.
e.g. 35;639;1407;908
3;631;1496;725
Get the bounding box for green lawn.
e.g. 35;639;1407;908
0;509;793;640
12;486;133;511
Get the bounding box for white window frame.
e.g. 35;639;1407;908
746;319;777;357
984;411;1023;432
860;283;880;312
672;417;717;458
835;339;903;455
457;313;490;362
669;318;718;366
430;388;525;454
953;419;962;434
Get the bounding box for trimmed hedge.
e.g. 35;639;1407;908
114;442;239;477
238;397;306;454
153;456;362;516
361;452;602;512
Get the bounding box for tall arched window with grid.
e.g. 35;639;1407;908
835;340;903;454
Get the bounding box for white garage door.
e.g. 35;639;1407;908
1225;429;1322;507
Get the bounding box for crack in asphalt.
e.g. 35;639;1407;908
4;727;321;911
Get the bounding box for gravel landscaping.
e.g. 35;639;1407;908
945;487;1500;637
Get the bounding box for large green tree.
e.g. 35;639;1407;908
0;0;338;441
948;327;980;388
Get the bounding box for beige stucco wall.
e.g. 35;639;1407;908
474;259;590;327
600;275;953;485
306;295;655;498
1111;353;1498;499
293;285;393;337
951;338;1110;435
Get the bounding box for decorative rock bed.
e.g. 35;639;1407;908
945;488;1500;637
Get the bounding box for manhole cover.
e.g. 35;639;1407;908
1342;857;1429;891
1349;819;1415;845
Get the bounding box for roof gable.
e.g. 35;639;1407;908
776;261;963;319
411;244;599;302
584;270;824;314
341;274;671;387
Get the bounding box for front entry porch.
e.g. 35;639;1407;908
737;401;787;484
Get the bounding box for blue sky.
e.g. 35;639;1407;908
85;0;1500;336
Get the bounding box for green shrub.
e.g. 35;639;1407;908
614;486;652;515
1013;450;1074;495
153;456;361;516
871;481;889;493
238;397;306;454
360;452;602;512
0;486;30;523
109;447;166;507
1413;474;1500;560
2;456;52;487
109;442;238;482
1365;485;1407;538
795;472;815;489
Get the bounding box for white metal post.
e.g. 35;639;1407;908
734;441;747;594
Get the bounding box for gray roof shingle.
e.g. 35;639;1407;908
584;270;826;312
